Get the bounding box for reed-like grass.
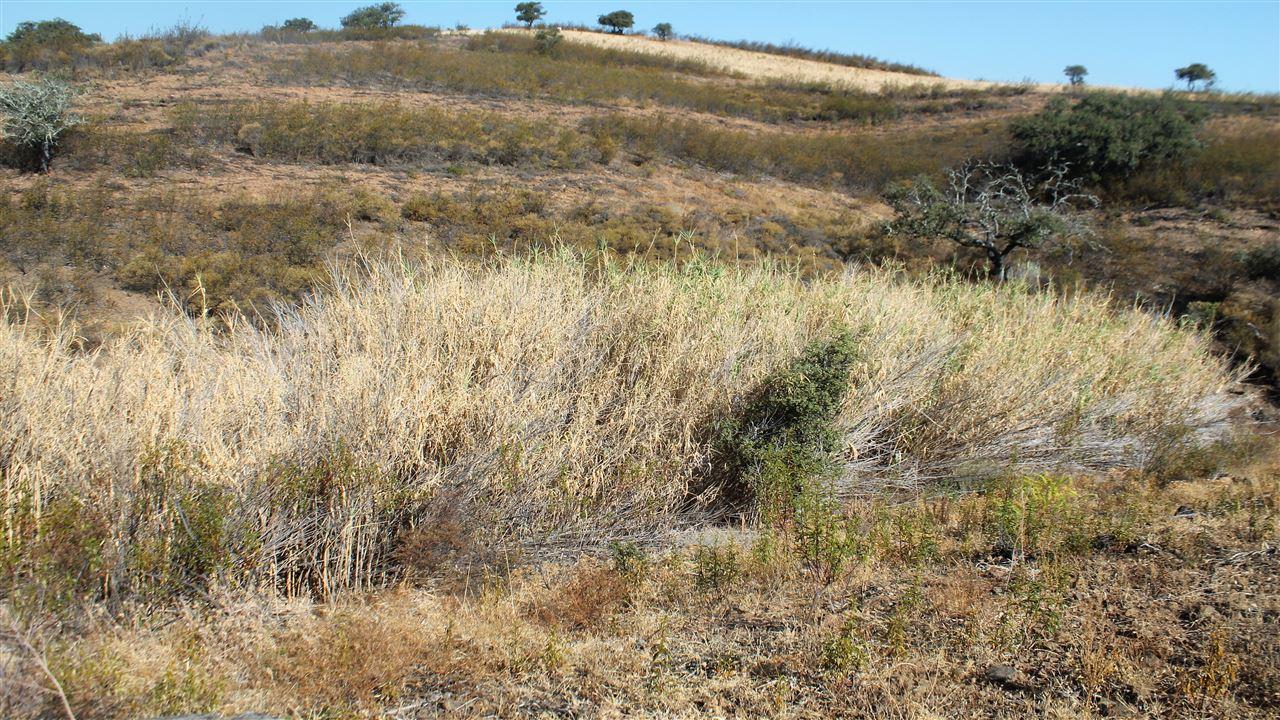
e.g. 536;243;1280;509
0;253;1240;599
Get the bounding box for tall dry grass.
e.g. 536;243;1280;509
0;252;1240;598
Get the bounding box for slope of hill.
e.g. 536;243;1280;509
544;29;999;91
1;21;1278;720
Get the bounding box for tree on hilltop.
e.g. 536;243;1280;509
1175;63;1216;92
653;22;674;40
515;2;546;29
5;18;101;46
282;18;317;32
598;10;635;34
1063;65;1087;86
341;2;406;29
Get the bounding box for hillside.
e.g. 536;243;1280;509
1;18;1278;720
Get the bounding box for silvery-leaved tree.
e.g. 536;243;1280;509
886;162;1099;281
0;77;83;172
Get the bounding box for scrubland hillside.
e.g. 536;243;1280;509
1;18;1278;720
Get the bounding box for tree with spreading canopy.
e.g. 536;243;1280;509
598;10;635;34
886;162;1097;281
282;18;317;32
515;2;546;29
340;2;406;29
1063;65;1087;86
653;22;674;40
1175;63;1216;91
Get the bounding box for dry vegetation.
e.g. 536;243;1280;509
1;16;1279;720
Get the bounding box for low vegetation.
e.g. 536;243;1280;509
679;34;938;76
1;254;1240;607
0;14;1276;719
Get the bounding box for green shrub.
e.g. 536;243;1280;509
1010;93;1205;186
534;27;563;56
986;474;1083;561
713;331;857;520
692;544;740;591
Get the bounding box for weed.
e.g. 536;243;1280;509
692;544;741;592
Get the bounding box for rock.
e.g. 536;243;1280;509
982;664;1018;685
1174;505;1198;518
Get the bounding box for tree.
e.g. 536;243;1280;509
1010;94;1204;185
515;2;546;29
652;22;674;41
598;10;635;34
1175;63;1216;92
0;77;84;172
282;18;317;32
340;2;406;29
886;162;1097;281
1063;65;1087;86
5;18;101;46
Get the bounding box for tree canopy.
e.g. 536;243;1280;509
1010;94;1205;185
1175;63;1216;91
598;10;635;34
340;2;406;29
515;2;547;28
5;19;101;46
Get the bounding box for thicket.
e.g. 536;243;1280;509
175;100;599;168
1010;93;1205;185
1;19;213;73
584;114;1008;191
0;254;1238;603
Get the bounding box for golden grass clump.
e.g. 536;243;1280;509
0;253;1240;598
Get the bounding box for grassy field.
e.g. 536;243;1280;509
0;18;1278;720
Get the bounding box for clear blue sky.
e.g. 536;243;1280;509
1;1;1277;91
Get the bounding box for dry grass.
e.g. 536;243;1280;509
6;453;1276;719
540;29;1001;92
0;253;1242;602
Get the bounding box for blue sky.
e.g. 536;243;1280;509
1;1;1277;91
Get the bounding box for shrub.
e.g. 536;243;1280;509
653;22;674;40
341;2;406;29
0;77;83;172
534;26;563;56
712;331;857;519
598;10;635;34
1010;93;1205;186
